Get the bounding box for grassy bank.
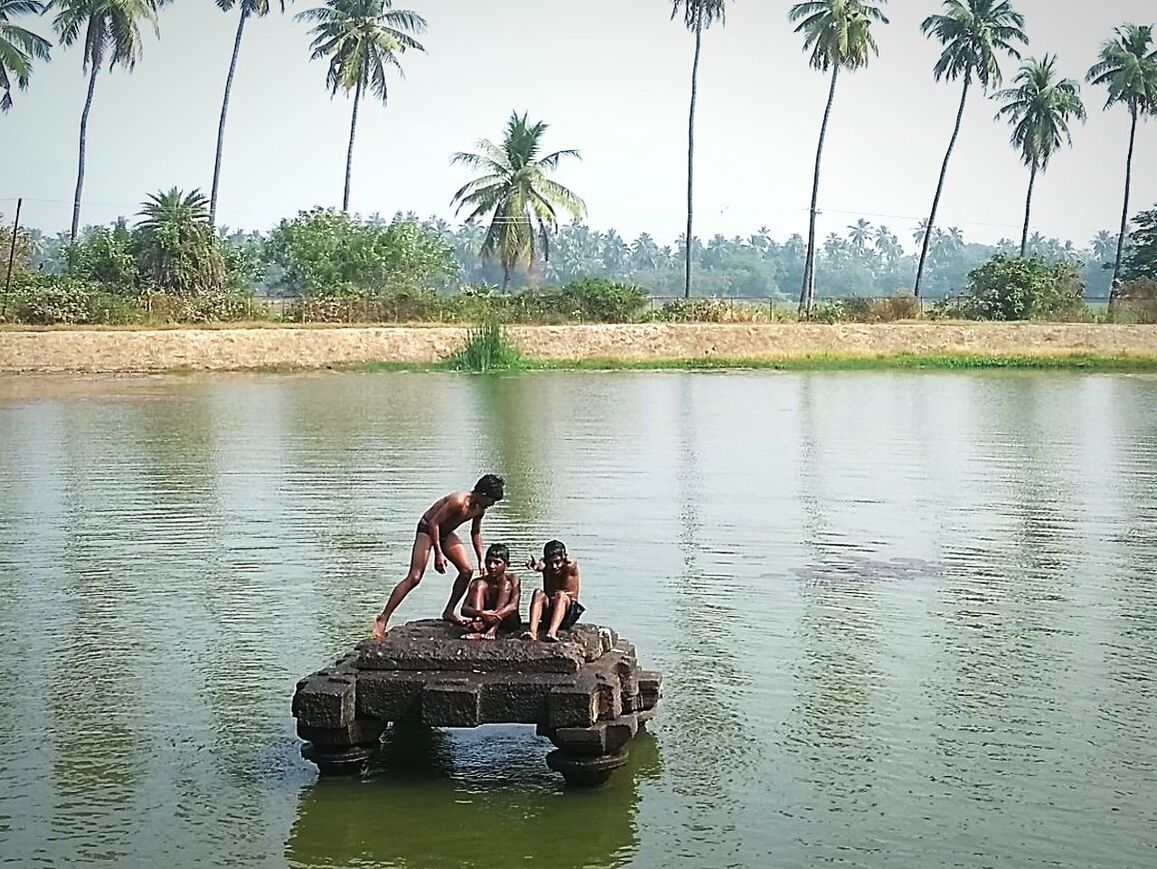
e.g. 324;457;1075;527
339;352;1157;375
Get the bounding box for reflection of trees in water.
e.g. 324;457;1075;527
926;378;1090;804
665;376;754;803
285;724;660;869
782;375;888;802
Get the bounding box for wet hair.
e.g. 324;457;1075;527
485;543;510;564
473;474;505;502
543;540;567;560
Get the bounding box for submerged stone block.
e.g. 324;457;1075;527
548;673;600;728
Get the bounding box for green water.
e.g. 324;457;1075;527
1;370;1155;869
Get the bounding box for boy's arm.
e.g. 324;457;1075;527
471;514;485;572
567;560;581;598
460;591;484;619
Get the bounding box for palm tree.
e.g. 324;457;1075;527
789;0;889;315
48;0;168;241
847;217;873;251
0;0;51;113
296;0;426;213
134;188;225;296
994;56;1086;257
915;0;1027;297
1087;24;1157;290
450;112;586;288
1091;229;1117;265
671;0;726;299
210;0;289;225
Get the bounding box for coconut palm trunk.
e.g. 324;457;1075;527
71;62;99;242
1020;161;1037;258
915;75;971;298
210;8;249;226
343;75;362;213
1111;106;1138;299
799;65;839;316
683;20;703;299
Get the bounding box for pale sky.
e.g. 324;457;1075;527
1;0;1155;249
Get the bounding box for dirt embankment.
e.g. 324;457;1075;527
1;323;1156;373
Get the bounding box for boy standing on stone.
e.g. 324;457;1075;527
523;540;584;643
371;474;505;639
462;543;522;640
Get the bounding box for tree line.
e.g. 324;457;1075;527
1;0;1155;310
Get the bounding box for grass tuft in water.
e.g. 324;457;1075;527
442;321;529;373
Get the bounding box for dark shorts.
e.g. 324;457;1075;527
416;519;453;543
559;598;585;630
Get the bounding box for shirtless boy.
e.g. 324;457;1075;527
523;540;584;643
461;543;522;640
371;474;505;639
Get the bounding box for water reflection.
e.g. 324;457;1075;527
285;725;660;869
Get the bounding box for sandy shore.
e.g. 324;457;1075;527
1;323;1156;373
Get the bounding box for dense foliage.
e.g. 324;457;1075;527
953;255;1084;321
265;208;457;295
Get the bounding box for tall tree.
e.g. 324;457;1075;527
994;55;1086;257
48;0;167;241
1087;23;1157;291
0;0;51;113
914;0;1027;297
210;0;288;226
134;187;225;296
671;0;726;299
789;0;889;315
450;112;587;288
296;0;425;213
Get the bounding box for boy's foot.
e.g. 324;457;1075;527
543;633;559;643
520;631;537;642
462;632;489;641
370;617;388;641
441;611;469;629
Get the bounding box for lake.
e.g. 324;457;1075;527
1;370;1155;868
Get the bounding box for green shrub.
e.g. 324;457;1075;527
4;274;143;325
959;256;1085;321
556;278;649;322
811;299;848;324
267;209;457;295
64;224;138;290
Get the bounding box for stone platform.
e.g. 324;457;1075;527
293;619;661;786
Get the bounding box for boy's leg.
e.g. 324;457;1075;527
522;590;547;640
480;578;515;638
372;532;431;639
463;578;490;634
440;533;474;628
543;592;572;642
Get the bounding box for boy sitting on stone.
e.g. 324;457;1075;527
523;540;584;643
461;543;522;640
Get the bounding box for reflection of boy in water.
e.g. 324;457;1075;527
371;474;505;640
462;544;522;640
523;540;584;643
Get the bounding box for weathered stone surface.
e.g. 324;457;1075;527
546;748;629;787
638;670;662;711
292;671;356;729
297;719;385;749
548;673;600;728
355;671;425;721
293;620;661;785
479;674;572;723
422;679;482;727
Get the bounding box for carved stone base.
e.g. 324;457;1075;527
546;749;629;788
301;743;378;776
